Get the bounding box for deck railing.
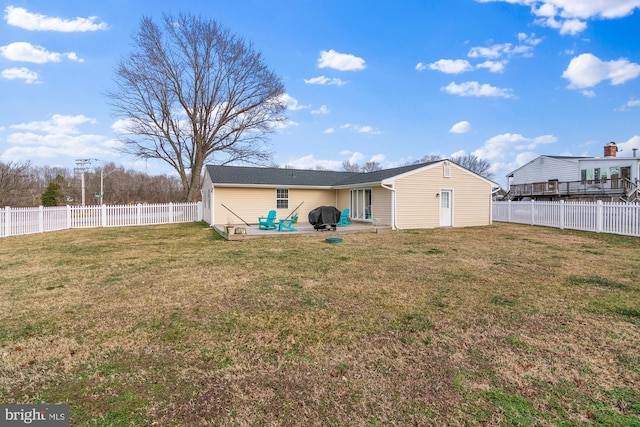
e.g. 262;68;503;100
508;178;635;199
0;202;203;238
493;200;640;237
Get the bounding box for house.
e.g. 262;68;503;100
201;160;498;230
506;142;640;202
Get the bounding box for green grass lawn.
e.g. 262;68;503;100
1;222;639;426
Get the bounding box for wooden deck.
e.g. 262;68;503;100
508;178;637;201
214;222;391;241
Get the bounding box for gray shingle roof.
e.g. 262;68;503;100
206;162;438;187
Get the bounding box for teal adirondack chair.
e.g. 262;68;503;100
278;213;298;232
258;210;277;230
337;208;351;226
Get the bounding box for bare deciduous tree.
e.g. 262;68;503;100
0;161;32;206
450;154;494;179
341;160;361;172
108;13;287;201
416;153;494;179
361;161;382;173
342;160;383;173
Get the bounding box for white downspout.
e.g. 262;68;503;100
380;182;396;230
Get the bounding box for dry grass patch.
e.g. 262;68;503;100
1;222;639;425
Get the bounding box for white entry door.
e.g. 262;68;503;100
439;190;452;227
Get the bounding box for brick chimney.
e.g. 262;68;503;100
604;141;618;157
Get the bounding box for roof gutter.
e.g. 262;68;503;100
380;182;396;230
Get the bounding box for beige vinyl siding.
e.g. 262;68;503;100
213;187;336;225
450;169;492;227
394;163;492;229
336;189;350;213
394;169;440;229
372;186;392;226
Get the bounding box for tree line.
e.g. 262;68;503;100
340;154;494;179
0;161;185;207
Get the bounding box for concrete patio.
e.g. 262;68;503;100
213;221;391;241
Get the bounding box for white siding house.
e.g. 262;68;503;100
506;142;640;202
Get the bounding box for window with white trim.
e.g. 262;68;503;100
276;188;289;209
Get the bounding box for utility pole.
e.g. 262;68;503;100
75;159;92;206
99;167;117;205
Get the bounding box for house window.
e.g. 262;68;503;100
350;188;372;220
581;169;587;183
594;168;601;183
276;188;288;209
444;165;451;178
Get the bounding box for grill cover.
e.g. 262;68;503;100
308;206;341;229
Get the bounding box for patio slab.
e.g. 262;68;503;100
214;222;390;241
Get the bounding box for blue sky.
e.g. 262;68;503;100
1;0;639;187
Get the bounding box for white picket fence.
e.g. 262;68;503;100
0;202;203;238
492;200;640;237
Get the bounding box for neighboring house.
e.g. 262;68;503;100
202;160;498;229
506;142;640;202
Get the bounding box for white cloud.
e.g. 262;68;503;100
428;59;473;74
468;43;512;59
370;153;385;163
1;67;39;83
562;53;640;88
449;121;472;133
304;75;348;86
441;81;515;98
535;16;587;35
278;93;310;111
468;38;537;59
470;131;558;182
476;60;507;73
4;6;108;32
11;114;96;134
476;0;640;35
355;125;381;134
2;114;113;163
311;105;330;115
415;62;428;71
618;100;640;111
581;90;596;98
517;32;542;45
111;118;135;134
0;42;83;63
474;133;558;163
338;123;382;135
617;135;640;154
318;49;366;71
323;128;335;134
272;119;299;130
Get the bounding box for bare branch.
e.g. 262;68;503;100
107;13;286;201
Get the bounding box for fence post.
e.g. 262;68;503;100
101;204;107;227
197;201;203;221
597;200;603;233
67;205;72;229
39;206;44;233
137;203;142;225
559;200;565;229
168;202;174;223
530;199;535;225
5;206;11;237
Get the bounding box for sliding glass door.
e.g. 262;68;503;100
350;189;372;220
